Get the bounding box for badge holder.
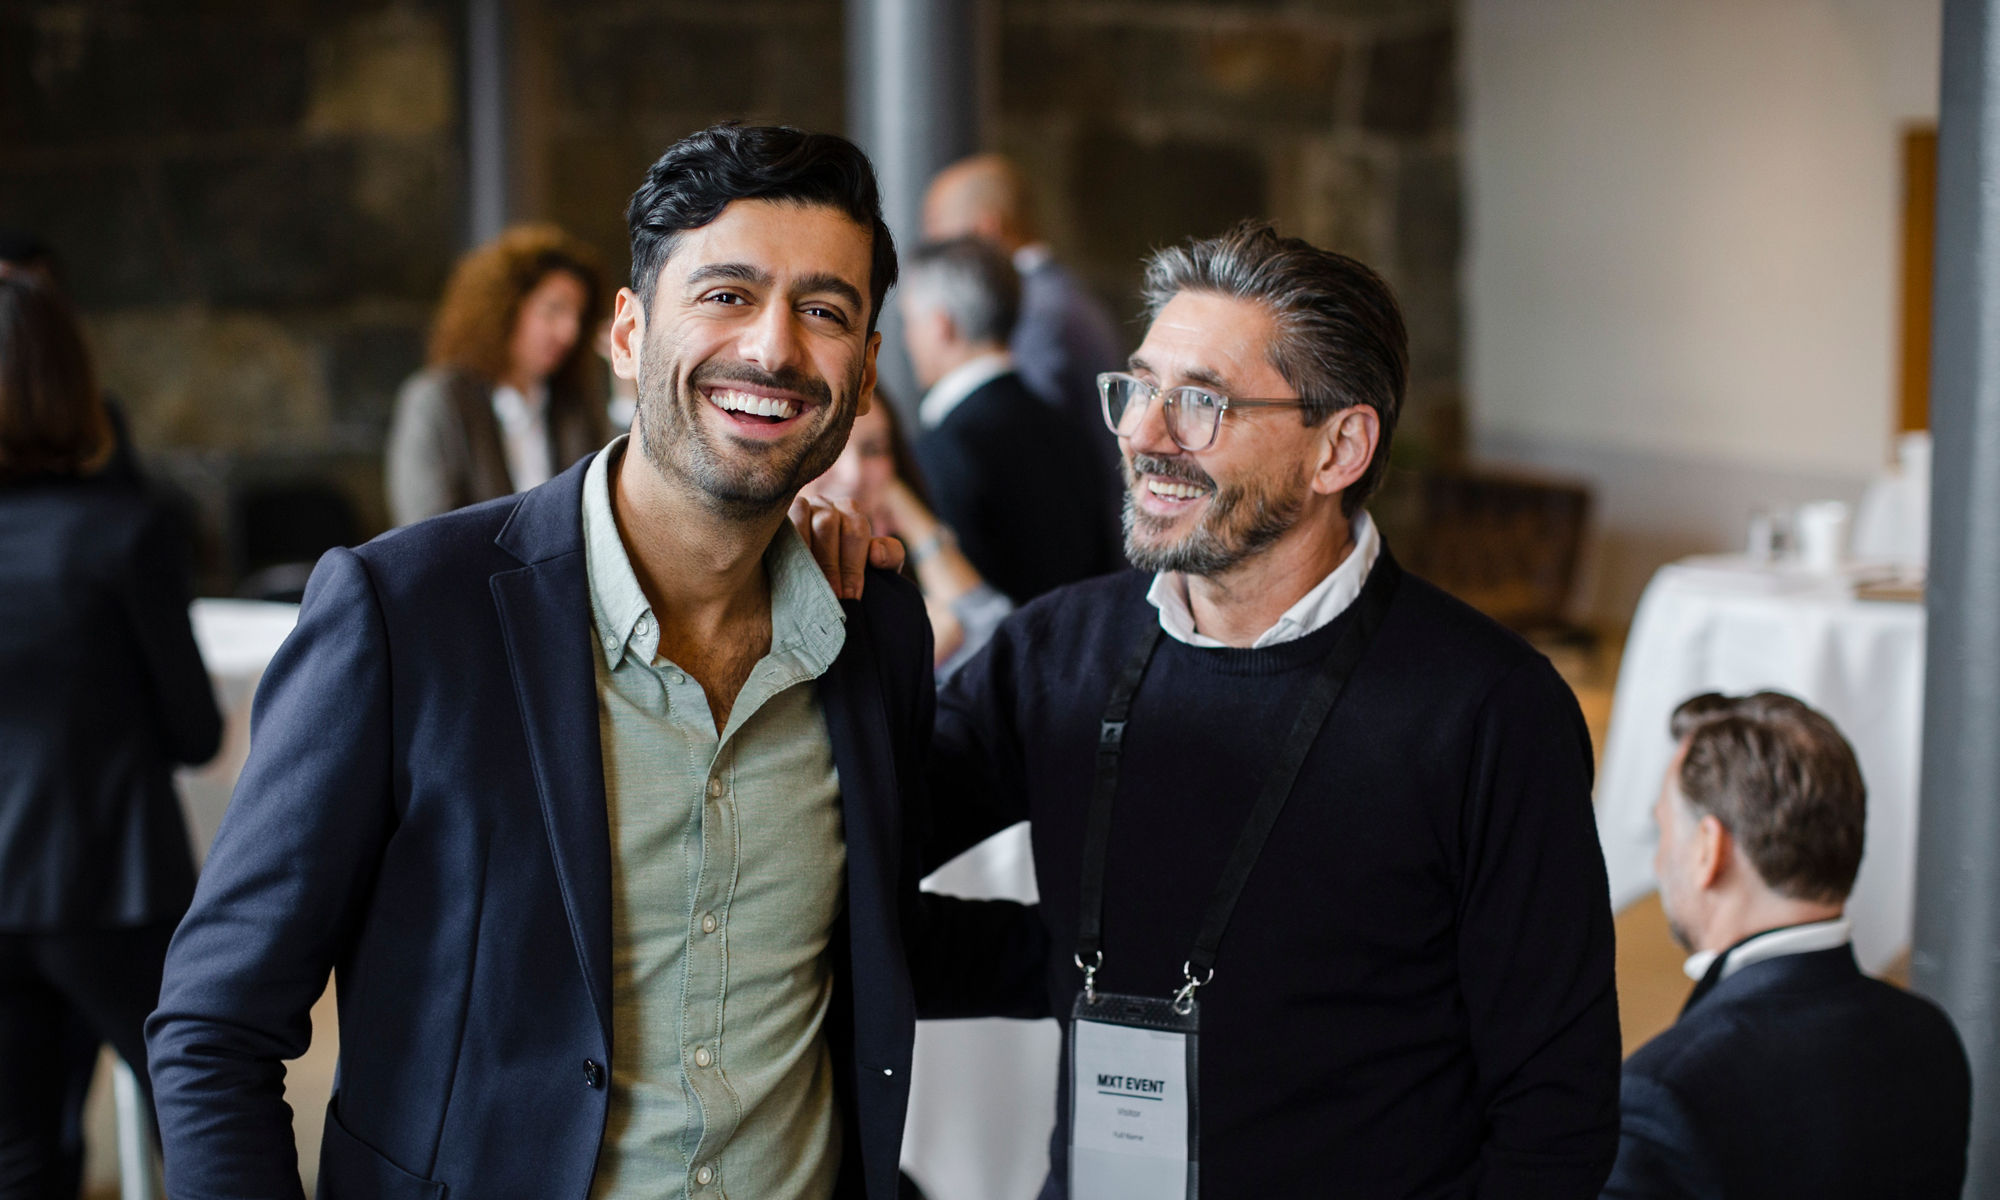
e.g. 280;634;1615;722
1067;960;1203;1200
1061;555;1398;1200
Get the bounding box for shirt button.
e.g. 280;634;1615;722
635;616;652;635
583;1059;603;1089
601;634;618;651
706;777;723;799
695;1165;715;1186
693;1046;713;1068
701;913;718;934
670;671;686;685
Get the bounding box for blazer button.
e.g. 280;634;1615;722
583;1059;604;1089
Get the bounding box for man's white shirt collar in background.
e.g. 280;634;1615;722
918;351;1016;429
1147;510;1381;649
1681;916;1853;984
1012;243;1054;274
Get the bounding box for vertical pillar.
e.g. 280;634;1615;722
1912;0;2000;1190
464;0;512;248
845;0;990;418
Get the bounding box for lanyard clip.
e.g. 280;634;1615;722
1075;950;1103;1004
1171;962;1214;1015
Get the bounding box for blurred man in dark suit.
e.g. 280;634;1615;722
901;237;1118;605
1603;691;1971;1199
922;155;1125;472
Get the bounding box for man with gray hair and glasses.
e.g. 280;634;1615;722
914;221;1621;1197
1603;691;1969;1198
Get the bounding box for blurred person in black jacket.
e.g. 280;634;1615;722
0;271;220;1196
903;236;1120;604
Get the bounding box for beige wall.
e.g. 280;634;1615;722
1464;0;1940;621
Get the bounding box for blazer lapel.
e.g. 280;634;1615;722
489;459;614;1044
818;602;910;1055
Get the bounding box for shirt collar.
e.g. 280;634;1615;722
1146;510;1380;649
918;351;1015;428
1681;916;1853;983
491;382;548;433
1012;243;1054;274
580;436;845;673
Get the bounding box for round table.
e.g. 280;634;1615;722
1595;557;1924;973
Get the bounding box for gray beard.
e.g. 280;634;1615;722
1121;454;1306;576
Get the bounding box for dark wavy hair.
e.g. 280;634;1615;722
0;272;112;481
626;124;898;330
427;224;604;405
1142;221;1407;517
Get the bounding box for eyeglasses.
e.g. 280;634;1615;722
1097;372;1315;452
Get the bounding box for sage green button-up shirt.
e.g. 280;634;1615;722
581;439;848;1200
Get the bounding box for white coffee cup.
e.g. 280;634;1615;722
1795;500;1851;573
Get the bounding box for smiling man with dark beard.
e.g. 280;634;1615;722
913;221;1623;1199
147;125;977;1200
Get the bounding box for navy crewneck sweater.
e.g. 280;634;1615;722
928;560;1620;1199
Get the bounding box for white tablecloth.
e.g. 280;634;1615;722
1595;557;1925;972
182;598;299;859
903;824;1059;1200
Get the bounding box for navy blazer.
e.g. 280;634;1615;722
915;370;1120;605
148;454;940;1200
0;474;219;930
1603;945;1970;1199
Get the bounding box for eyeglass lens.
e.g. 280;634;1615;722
1101;377;1223;450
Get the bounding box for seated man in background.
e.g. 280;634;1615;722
902;236;1119;604
1604;691;1971;1199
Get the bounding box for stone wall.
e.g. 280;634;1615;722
1;0;460;586
993;0;1462;464
2;0;1459;589
527;0;848;294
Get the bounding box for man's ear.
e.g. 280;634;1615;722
857;330;880;417
932;308;962;350
608;288;644;380
1694;813;1730;890
1309;405;1381;497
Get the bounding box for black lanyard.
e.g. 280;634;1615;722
1076;551;1401;1012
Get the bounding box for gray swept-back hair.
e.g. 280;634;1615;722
1141;221;1407;515
902;236;1021;347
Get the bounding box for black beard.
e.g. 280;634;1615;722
1120;451;1306;576
634;349;856;521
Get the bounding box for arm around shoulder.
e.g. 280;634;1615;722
146;546;402;1200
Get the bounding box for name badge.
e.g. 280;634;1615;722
1068;991;1199;1200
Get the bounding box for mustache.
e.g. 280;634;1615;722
688;360;833;407
1125;453;1215;490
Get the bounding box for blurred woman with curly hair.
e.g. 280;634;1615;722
386;224;610;526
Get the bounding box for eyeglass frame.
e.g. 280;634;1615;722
1096;371;1320;453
